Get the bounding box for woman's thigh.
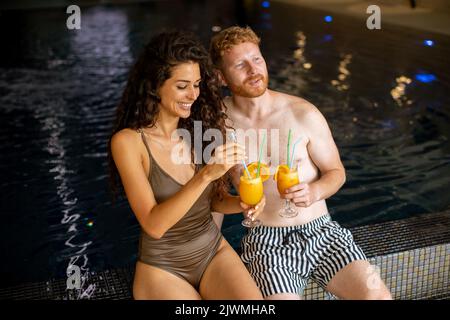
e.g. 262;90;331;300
199;239;263;300
133;261;201;300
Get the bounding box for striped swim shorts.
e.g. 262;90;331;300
240;214;367;298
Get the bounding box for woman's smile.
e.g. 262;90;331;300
177;102;193;111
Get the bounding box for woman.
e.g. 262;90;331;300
108;31;264;300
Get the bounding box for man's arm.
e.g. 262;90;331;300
284;104;345;207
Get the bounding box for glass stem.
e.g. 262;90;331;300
285;199;291;209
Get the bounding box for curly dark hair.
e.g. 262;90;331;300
107;30;230;202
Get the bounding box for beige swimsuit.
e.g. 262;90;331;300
136;129;223;289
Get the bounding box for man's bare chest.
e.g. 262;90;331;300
229;115;309;165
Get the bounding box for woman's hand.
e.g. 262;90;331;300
203;142;246;182
240;195;266;221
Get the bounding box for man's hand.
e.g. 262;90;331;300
240;195;266;221
282;183;320;208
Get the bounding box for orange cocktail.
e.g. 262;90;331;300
239;175;264;206
274;164;300;218
275;165;300;194
239;162;269;227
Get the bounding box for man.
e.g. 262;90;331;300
209;26;392;300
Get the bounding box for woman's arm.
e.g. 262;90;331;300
211;193;242;214
144;167;213;239
111;130;245;239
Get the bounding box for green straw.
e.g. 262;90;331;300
289;138;302;169
287;129;292;166
256;132;266;177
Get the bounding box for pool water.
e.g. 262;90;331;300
0;1;449;288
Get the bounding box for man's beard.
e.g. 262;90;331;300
229;74;268;98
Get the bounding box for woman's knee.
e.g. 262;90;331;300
373;289;393;300
363;287;393;300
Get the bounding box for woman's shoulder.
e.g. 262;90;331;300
111;128;142;152
112;127;140;140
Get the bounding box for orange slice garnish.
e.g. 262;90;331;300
246;162;270;182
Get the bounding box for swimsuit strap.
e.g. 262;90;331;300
137;128;154;176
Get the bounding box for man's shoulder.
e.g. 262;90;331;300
272;90;320;119
271;90;331;137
